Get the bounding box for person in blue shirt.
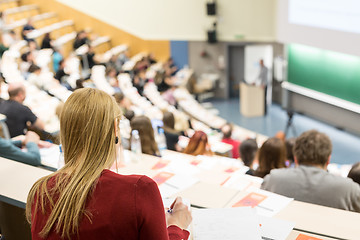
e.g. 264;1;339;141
0;131;42;166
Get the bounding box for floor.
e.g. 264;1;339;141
210;98;360;165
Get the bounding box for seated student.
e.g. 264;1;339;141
0;131;42;166
40;33;52;49
21;18;35;41
113;92;132;115
130;115;160;156
73;30;89;50
239;139;258;175
285;137;296;167
163;111;184;152
348;162;360;186
262;130;360;212
106;67;120;92
27;64;44;89
183;131;213;156
20;51;34;78
54;60;70;85
221;123;241;159
0;82;45;138
133;71;146;96
254;137;286;178
26;88;191;239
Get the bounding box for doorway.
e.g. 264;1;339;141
228;46;245;98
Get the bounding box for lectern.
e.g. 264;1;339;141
240;82;264;117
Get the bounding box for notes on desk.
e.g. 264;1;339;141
40;145;60;169
295;234;322;240
231;187;293;217
192;208;262;240
192;207;295;240
158;173;199;198
259;216;295;240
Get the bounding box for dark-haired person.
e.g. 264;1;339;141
262;130;360;212
0;82;44;137
21;18;35;41
41;33;52;49
163;111;184;152
221;123;241;159
254;137;286;178
348;162;360;186
239;139;258;175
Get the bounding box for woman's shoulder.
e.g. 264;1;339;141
100;169;156;186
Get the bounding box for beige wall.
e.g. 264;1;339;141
55;0;277;42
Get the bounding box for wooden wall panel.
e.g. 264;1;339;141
20;0;170;61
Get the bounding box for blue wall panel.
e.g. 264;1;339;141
170;41;189;69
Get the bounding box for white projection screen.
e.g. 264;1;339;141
277;0;360;57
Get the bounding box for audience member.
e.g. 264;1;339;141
0;131;50;166
74;79;85;90
27;64;44;89
221;123;241;159
183;131;212;156
124;109;135;122
118;49;130;66
73;30;89;50
40;33;52;49
106;67;120;92
133;70;146;96
2;30;17;47
0;82;45;137
164;57;178;76
163;111;184;152
21;18;35;41
113;92;131;114
130;115;160;156
262;130;360;212
52;47;63;72
148;53;157;65
348;162;360;186
254;137;286;178
54;59;69;84
285;137;296;167
20;51;34;78
239;139;258;175
26;88;191;239
106;54;122;73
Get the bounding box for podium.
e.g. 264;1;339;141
240;82;264;117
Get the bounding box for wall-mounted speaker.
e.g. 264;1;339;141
206;2;216;15
207;29;217;43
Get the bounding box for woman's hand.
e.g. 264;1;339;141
166;197;192;230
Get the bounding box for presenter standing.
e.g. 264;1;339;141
256;59;268;114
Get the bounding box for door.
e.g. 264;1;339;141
228;46;245;98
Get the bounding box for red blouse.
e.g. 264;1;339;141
31;169;189;240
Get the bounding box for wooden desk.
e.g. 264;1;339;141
0;157;53;208
276;201;360;240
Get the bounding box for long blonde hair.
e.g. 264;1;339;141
26;88;120;239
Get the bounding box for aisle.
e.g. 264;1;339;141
210;98;360;165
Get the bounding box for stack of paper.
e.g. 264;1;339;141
192;207;295;240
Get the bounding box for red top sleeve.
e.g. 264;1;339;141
135;176;190;240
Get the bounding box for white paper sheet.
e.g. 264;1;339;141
258;215;295;240
192;207;262;240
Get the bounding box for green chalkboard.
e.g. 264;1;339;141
287;44;360;105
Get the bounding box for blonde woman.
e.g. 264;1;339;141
26;88;191;239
